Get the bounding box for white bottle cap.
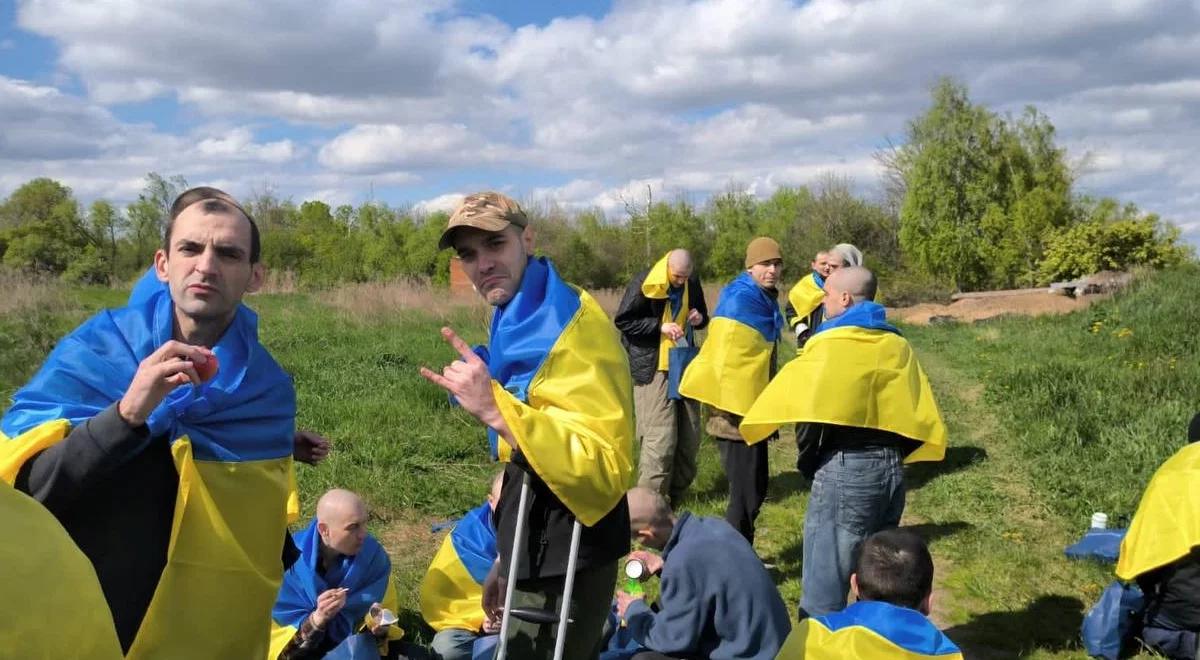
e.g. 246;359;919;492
624;559;645;580
1090;512;1108;529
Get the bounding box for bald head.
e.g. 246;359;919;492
316;489;369;556
823;266;878;319
627;487;675;549
666;249;693;287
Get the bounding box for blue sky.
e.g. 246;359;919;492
2;0;1199;245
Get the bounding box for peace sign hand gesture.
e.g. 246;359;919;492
420;327;515;448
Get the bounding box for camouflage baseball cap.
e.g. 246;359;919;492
438;192;529;250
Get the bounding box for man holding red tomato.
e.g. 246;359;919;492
1;187;327;659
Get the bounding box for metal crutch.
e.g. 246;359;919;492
495;471;584;660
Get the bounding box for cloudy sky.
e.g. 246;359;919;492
2;0;1198;243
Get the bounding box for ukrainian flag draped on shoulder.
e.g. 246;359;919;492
776;601;963;659
0;268;296;660
0;482;123;659
642;251;690;371
740;301;946;462
1116;442;1200;580
787;272;824;328
480;256;634;526
420;502;498;632
269;519;401;658
678;272;783;417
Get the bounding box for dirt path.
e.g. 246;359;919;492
891;290;1109;325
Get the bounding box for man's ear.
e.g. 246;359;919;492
635;528;655;545
919;591;933;616
246;262;265;294
850;573;860;600
317;521;328;539
521;225;535;252
154;249;169;282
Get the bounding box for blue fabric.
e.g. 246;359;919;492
600;609;645;660
471;634;499;660
667;284;684;319
713;272;785;342
801;447;905;618
816;601;961;656
323;633;382;660
449;503;498;585
1081;580;1145;660
814;300;900;337
273;519;393;648
812;271;826;289
623;513;790;660
2;268;295;462
1065;528;1127;563
468;257;581;459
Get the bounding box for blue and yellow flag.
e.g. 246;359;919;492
420;502;498;632
740;301;946;462
777;601;963;659
1;269;296;660
269;519;402;658
0;482;123;659
1116;441;1200;580
480;256;635;526
787;272;825;329
679;272;784;417
642;251;691;371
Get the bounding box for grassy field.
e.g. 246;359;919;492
2;265;1196;657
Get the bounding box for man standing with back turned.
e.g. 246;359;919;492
421;192;635;659
615;249;709;505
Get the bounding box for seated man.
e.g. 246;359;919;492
1116;412;1200;660
615;487;790;660
777;528;962;659
420;473;503;660
270;489;404;659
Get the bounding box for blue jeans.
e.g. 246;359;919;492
431;628;478;660
799;446;905;618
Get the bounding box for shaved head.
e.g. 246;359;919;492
828;266;877;302
666;249;693;286
316;488;369;556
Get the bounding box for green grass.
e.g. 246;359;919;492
2;266;1195;656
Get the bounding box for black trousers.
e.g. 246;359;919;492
715;438;769;544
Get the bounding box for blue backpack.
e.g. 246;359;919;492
1081;581;1145;659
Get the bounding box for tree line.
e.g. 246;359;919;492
1;78;1190;299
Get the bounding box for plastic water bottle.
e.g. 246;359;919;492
1090;512;1108;529
623;558;645;597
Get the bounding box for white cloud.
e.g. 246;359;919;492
413;192;465;215
4;0;1200;247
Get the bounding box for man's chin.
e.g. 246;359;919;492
483;287;514;306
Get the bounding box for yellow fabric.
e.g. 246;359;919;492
677;316;774;417
740;326;947;462
776;618;964;659
0;477;123;660
1116;442;1200;580
420;532;487;632
657;283;690;372
286;462;301;523
787;274;825;329
640;251;674;300
266;558;404;659
0;418;71;484
492;289;636;526
0;420;292;659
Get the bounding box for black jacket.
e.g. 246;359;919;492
614;270;709;385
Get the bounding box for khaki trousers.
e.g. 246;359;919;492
634;371;701;503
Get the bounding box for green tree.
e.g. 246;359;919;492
126;173;187;268
0;178;88;274
1038;199;1191;283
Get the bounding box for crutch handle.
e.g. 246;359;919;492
507;607;573;625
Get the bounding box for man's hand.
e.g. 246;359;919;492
293;430;331;465
660;322;685;341
367;602;390;637
627;549;664;576
420;327;514;447
311;587;349;630
615;589;644;618
686;308;703;327
118;340;215;427
481;614;502;634
481;560;507;621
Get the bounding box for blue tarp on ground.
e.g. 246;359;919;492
1065;528;1127;563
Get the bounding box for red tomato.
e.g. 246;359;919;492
195;354;220;382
